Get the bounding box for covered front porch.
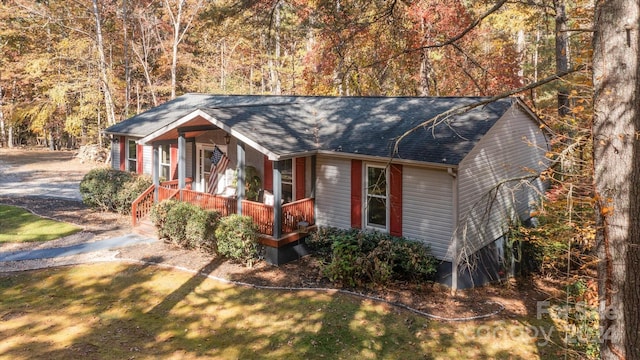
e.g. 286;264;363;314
132;110;317;264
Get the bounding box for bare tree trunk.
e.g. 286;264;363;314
593;0;640;358
92;0;117;126
122;0;131;118
554;0;570;117
269;1;282;95
0;83;5;148
132;13;158;106
164;0;203;99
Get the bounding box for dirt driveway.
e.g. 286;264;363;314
0;148;133;248
0;148;101;201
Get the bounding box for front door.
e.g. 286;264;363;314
196;144;215;192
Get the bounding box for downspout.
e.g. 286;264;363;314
272;160;282;239
152;143;159;201
448;167;459;292
236;141;246;214
178;132;186;193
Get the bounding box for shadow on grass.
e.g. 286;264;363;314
0;260;572;359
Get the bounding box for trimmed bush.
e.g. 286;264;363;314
151;200;220;252
317;226;437;288
186;209;221;253
150;199;178;240
215;214;260;266
114;174;152;214
79;168;151;214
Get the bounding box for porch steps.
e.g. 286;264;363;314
133;217;157;238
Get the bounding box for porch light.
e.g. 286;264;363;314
224;133;231;144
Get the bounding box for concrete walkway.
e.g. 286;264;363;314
0;234;156;262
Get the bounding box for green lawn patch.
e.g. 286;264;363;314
0;205;81;243
0;263;566;359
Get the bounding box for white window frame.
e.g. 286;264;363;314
280;158;294;203
196;144;216;193
159;144;171;181
364;164;389;231
126;139;137;172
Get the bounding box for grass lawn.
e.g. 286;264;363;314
0;262;568;359
0;205;81;243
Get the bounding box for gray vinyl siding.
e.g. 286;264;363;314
143;145;152;175
457;105;549;254
315;156;351;230
111;139;120;170
402;166;455;261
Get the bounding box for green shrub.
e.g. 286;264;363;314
306;227;360;261
186;209;221;253
115;174;152;214
163;202;198;247
215;214;260;266
318;226;437;288
151;200;220;251
150;200;178;239
391;238;438;282
79;168;151;214
80;168;131;212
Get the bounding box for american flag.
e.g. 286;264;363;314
207;146;229;194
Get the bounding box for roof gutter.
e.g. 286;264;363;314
315;150;460;170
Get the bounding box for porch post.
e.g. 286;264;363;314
236;141;245;214
178;132;186;190
310;155;316;198
311;155;317;225
272;160;282;239
152;143;159;201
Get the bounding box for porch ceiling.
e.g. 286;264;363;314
145;116;217;142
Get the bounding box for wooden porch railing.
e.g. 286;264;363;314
281;198;315;233
159;177;193;190
182;189;237;216
130;179;190;226
241;197;315;236
131;184;156;227
241;200;274;236
132;183;314;238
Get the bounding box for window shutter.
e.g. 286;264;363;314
170;143;178;180
295;157;306;200
119;136;126;171
136;144;144;174
389;164;403;237
351;160;362;229
263;155;273;192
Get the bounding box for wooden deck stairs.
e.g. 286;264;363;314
133;216;157;238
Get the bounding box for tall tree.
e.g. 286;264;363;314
92;0;117;127
592;0;640;358
164;0;203;99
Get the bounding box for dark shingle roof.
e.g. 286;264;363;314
105;94;520;165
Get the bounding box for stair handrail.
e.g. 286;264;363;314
131;184;156;226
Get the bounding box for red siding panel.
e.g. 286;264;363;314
295;157;306;200
136;144;144;174
351;160;362;229
389;164;403;237
170;144;178;180
119;136;126;171
263;155;273;192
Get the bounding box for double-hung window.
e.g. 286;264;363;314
365;165;388;229
127;139;137;172
281;159;293;203
159;144;171;180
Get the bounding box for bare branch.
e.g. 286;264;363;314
392;64;588;156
